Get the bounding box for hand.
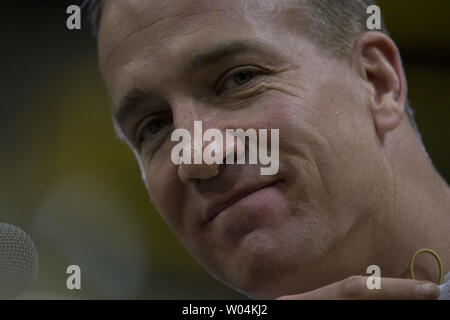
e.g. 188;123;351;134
276;276;440;300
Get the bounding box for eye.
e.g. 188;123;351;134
217;68;263;94
137;114;172;146
233;70;255;86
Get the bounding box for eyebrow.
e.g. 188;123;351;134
114;40;282;133
185;40;279;74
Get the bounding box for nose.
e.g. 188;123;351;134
177;131;243;183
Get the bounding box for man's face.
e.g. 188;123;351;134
99;0;392;298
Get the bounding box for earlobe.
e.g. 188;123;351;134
357;32;407;137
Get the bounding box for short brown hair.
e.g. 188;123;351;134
301;0;389;56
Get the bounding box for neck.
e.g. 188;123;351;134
369;120;450;283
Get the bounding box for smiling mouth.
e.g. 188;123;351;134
205;181;280;224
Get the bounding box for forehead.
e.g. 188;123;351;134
99;0;280;59
98;0;301;107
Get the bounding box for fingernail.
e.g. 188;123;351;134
415;283;437;298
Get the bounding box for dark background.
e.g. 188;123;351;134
0;1;449;299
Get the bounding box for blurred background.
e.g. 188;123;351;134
0;1;448;299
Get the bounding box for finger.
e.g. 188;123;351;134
276;279;344;300
340;276;440;300
277;276;441;300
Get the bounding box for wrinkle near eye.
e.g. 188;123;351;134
219;69;259;93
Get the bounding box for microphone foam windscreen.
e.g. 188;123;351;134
0;223;39;299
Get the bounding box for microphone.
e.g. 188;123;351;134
0;223;39;299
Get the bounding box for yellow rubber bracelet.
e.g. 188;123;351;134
409;248;444;285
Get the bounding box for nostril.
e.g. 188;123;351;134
177;162;221;183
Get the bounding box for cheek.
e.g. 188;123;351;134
142;149;188;237
300;70;387;222
255;82;365;204
247;93;332;206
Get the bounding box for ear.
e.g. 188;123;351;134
355;32;408;137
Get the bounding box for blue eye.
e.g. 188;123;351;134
138;115;172;145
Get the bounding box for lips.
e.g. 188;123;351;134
204;181;279;224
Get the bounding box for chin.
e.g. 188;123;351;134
213;229;297;299
214;216;333;299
